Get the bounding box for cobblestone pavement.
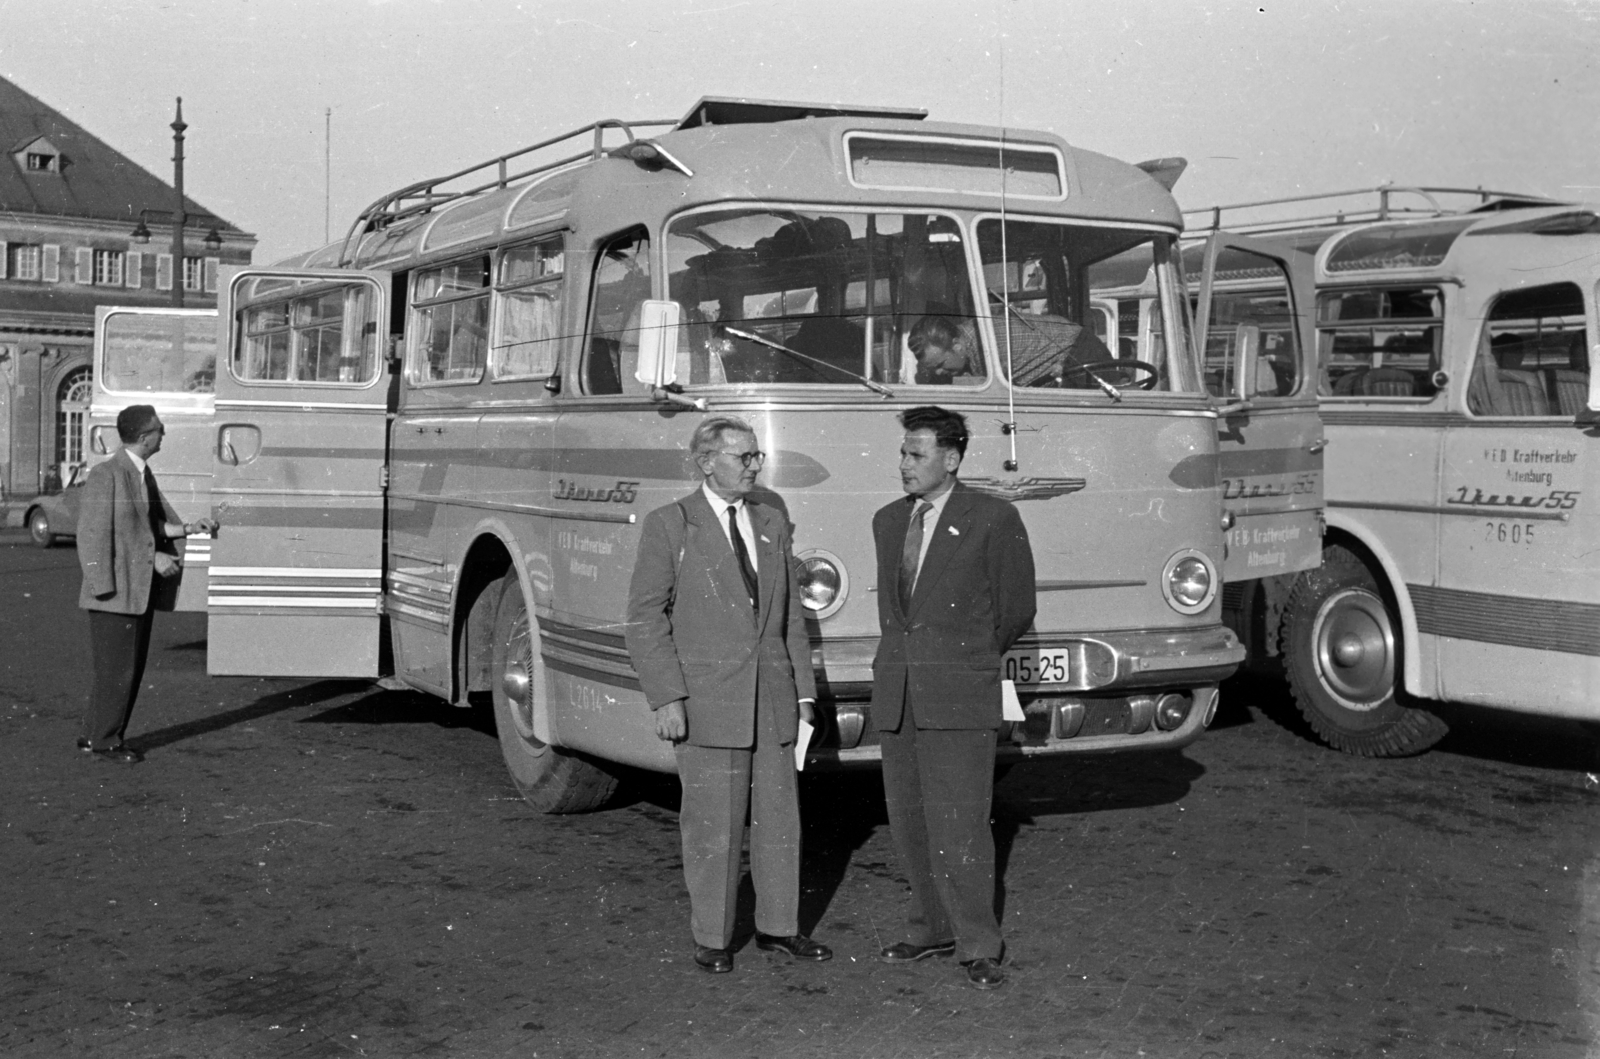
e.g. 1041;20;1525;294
3;535;1598;1059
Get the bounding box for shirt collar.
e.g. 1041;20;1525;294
124;448;148;474
702;480;745;513
910;477;955;517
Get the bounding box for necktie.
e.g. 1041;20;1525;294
727;505;759;609
144;467;165;540
899;500;932;612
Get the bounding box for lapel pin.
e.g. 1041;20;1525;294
948;526;960;536
760;535;771;543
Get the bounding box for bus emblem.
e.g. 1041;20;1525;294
554;478;640;504
964;476;1087;502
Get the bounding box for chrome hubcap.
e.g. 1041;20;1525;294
500;608;545;745
1312;588;1395;711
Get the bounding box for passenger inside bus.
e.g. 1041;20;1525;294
907;314;982;385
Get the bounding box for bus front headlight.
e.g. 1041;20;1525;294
1162;549;1217;615
795;549;848;620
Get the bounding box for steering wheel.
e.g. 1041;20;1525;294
1057;358;1161;390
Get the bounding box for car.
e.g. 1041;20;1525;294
23;466;86;548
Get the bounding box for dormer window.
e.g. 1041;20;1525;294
14;136;63;175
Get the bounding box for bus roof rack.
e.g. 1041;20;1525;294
1183;184;1567;236
675;96;927;130
337;115;678;264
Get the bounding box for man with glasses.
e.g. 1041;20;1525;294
75;404;217;763
626;414;830;973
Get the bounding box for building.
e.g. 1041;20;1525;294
0;75;255;499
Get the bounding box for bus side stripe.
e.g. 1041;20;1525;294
1409;584;1600;657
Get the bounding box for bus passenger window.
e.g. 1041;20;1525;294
410;258;490;385
233;278;381;386
494;236;564;380
1316;287;1442;400
585;229;650;395
1467;281;1587;417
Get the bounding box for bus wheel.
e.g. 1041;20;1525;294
1283;547;1447;757
489;578;618;813
27;508;55;548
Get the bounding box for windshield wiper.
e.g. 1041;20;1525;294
721;326;893;398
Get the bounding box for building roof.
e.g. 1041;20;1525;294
0;75;248;235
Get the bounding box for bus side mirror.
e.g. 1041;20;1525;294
1233;323;1262;400
634;300;681;387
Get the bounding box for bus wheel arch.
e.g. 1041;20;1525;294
1283;540;1447;758
488;571;619;813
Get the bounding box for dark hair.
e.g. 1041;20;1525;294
908;315;960;356
116;404;159;444
899;405;968;457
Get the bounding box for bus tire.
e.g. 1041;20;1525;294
27;507;56;548
489;577;618;813
1283;546;1447;757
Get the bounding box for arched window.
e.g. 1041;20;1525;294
56;366;94;472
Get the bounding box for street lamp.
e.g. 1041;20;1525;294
123;98;227;307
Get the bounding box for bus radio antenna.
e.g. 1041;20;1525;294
996;19;1019;473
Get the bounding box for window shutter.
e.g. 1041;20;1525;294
0;242;7;280
156;253;173;291
75;247;93;284
204;256;220;294
125;251;142;288
42;244;60;281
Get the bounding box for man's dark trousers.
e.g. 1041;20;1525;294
82;589;155;749
879;719;1001;962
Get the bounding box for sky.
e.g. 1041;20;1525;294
2;0;1597;264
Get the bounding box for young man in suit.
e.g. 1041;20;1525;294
870;405;1037;989
626;415;831;974
76;404;218;763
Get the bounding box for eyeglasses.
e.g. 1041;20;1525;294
710;449;765;468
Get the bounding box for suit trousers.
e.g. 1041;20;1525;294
879;720;1002;962
81;601;156;749
674;697;800;949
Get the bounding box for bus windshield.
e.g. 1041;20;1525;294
980;219;1199;393
101;313;216;395
666;209;983;387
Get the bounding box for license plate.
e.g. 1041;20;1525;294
1003;648;1072;686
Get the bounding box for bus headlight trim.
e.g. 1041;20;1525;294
795;549;848;619
1162;549;1217;615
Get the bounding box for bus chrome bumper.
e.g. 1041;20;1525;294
804;624;1242;766
813;624;1244;700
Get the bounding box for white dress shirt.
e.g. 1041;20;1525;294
908;477;956;582
702;480;758;573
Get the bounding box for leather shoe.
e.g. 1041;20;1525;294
879;940;956;963
76;738;92;753
91;745;143;764
755;933;832;961
693;945;732;974
962;957;1006;989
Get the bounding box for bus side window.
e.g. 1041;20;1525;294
410;257;490;385
585;228;651;395
1467;281;1587;417
494;235;564;381
1317;286;1442;400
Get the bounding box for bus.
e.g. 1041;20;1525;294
83;306;218;611
201;97;1317;811
1160;187;1595;755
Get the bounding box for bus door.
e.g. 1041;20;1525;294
92;306;218;611
1434;276;1597;709
206;267;392;677
1194;233;1322;581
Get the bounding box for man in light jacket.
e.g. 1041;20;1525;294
76;404;216;763
625;414;830;974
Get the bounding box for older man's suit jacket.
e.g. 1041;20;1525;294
870;480;1036;731
77;448;182;615
626;489;816;748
